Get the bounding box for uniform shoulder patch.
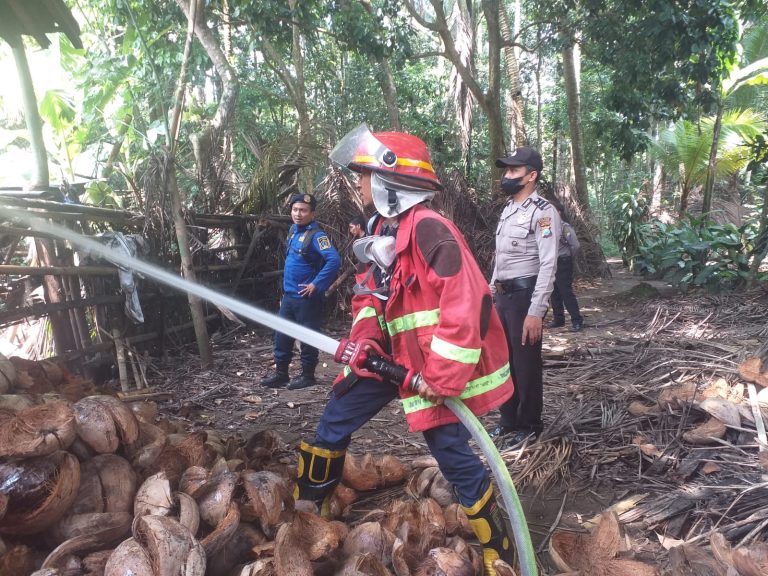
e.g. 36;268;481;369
538;217;553;238
531;197;550;209
317;235;331;250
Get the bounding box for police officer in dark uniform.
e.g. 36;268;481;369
490;147;561;443
261;194;341;390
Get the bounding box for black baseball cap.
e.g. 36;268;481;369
496;147;543;174
289;193;317;210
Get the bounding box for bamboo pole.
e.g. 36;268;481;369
113;328;130;392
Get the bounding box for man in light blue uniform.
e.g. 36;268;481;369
261;193;341;390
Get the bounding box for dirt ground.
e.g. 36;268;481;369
148;259;751;574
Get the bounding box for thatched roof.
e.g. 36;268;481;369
0;0;82;49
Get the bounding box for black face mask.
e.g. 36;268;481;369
500;175;527;196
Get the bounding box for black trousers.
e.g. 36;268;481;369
551;256;582;324
494;286;543;433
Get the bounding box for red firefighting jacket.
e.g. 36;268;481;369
335;204;513;432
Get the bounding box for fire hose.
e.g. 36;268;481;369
0;207;538;576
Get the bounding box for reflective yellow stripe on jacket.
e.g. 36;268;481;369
353;306;387;333
385;309;439;336
430;335;481;364
401;363;511;414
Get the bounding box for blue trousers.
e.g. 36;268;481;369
273;296;323;369
313;377;490;507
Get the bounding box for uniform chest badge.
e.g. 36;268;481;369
298;234;305;242
539;217;552;237
317;236;331;250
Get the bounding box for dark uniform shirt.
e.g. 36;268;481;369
284;222;341;297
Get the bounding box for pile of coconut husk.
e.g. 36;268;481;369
0;352;525;576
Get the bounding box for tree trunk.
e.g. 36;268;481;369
373;56;401;131
535;28;543;149
11;38;49;189
289;0;310;145
702;102;723;217
499;3;526;147
165;153;212;368
35;239;76;355
175;0;239;208
482;0;505;170
561;39;590;213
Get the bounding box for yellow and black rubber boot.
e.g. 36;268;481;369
462;483;514;575
294;441;346;518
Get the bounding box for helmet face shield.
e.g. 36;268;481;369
329;124;389;172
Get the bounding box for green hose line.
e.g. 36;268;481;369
444;397;538;576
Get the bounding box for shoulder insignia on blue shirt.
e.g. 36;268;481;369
317;235;331;250
531;197;550;209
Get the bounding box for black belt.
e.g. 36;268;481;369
557;255;572;261
494;276;537;294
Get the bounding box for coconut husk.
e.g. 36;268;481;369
43;513;132;568
207;523;267;576
245;429;284;459
490;558;518;576
240;470;294;537
0;354;16;394
628;401;660;416
133;514;206;576
72;459;105;514
273;522;313;576
339;553;393;576
74;397;119;454
48;512;133;546
445;536;482;575
0;401;76;458
428;472;454;507
343;453;409;492
128;401;158;422
549;511;657;575
104;538;153;576
410;456;439;469
443;504;472;538
197;470;238;527
343;522;395;566
180;466;211;498
10;357;55;393
391;537;409;576
739;357;768;386
417;499;446;557
128;419;168;469
0;393;34;411
147;432;208;484
95;395;140;445
414;547;473;576
92;454;138;514
176;491;200;535
0;493;6;521
0;544;40;575
330;484;358;518
0;451;81;535
134;472;173;517
291;511;346;561
682;417;727;445
201;501;240;557
697;398;741;428
406;466;439;500
57;371;96;403
237;558;276;576
82;549;113;575
658;382;698;410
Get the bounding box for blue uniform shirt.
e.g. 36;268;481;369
283;221;341;298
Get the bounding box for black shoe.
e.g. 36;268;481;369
488;425;515;438
287;373;317;390
571;320;584;332
547;320;565;329
261;369;289;388
505;431;536;446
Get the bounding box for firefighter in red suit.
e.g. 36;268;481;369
293;125;515;575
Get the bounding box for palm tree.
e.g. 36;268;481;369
653;109;766;217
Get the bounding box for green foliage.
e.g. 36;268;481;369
606;188;650;268
633;216;763;291
82;181;122;208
